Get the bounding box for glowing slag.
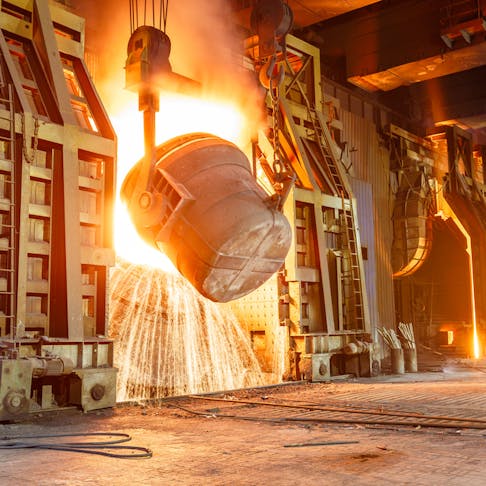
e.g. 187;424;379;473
109;259;265;401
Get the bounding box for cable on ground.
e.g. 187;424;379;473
0;432;152;459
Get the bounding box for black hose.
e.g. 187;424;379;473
0;432;131;444
0;432;152;459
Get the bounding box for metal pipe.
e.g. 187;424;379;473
28;356;74;378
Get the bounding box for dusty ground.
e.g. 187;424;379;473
2;366;486;485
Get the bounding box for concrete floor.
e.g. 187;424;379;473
2;365;486;485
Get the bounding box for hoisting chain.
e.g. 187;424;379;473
263;52;295;211
269;55;284;183
21;112;39;165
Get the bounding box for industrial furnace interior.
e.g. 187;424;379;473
0;0;485;419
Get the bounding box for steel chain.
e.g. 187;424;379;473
269;57;284;180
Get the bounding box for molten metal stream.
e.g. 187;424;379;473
436;191;481;359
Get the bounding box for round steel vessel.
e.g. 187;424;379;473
121;133;292;302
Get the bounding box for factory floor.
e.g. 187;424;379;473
2;362;486;486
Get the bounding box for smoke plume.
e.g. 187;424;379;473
73;0;264;140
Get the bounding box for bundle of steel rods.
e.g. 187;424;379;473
398;322;416;349
377;327;401;349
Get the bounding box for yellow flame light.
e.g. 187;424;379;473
111;93;249;270
473;325;480;359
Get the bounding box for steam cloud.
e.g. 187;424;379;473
73;0;264;139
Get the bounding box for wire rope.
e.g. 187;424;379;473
162;0;169;32
0;432;152;459
129;0;133;33
129;0;168;31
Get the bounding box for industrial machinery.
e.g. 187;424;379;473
390;124;486;353
2;0;484;418
228;0;484;376
233;27;381;381
116;0;485;382
120;0;381;381
121;17;292;303
0;0;116;420
121;133;292;302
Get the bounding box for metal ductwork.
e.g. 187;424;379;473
392;169;434;278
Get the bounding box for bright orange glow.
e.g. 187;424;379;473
447;330;454;345
435;185;481;359
473;327;480;359
111;92;251;270
468;245;481;359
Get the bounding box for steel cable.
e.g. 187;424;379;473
0;432;152;459
129;0;169;32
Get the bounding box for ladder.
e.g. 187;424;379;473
284;79;366;330
340;196;365;330
0;74;17;337
301;101;346;197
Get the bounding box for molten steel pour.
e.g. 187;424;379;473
120;23;291;302
110;260;265;400
110;18;291;400
109;20;292;399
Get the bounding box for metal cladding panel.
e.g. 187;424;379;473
229;274;280;331
339;109;396;336
349;177;378;335
228;274;285;375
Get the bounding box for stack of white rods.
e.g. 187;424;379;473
378;327;401;349
398;322;416;349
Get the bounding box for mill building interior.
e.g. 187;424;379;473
0;0;485;421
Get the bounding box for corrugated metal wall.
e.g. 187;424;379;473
349;177;378;337
338;107;396;336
